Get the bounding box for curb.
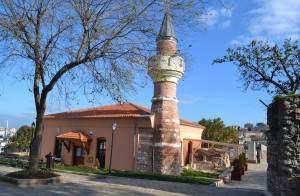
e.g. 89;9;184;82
0;175;64;187
209;179;224;187
263;190;273;196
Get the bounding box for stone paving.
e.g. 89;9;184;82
0;160;268;196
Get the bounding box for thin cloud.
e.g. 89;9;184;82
200;7;233;30
200;9;219;26
230;35;269;46
220;8;233;17
219;20;232;30
179;96;203;105
248;0;300;40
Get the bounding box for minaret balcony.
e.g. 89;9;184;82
148;55;185;83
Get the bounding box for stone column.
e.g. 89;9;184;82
267;95;300;195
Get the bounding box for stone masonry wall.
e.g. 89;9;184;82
137;128;154;173
267;95;300;196
157;40;176;56
151;99;181;175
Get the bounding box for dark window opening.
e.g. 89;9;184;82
54;139;62;158
97;139;106;168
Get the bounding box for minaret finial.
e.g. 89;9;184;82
158;1;176;42
165;0;170;13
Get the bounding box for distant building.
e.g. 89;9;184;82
238;125;269;142
0;126;17;152
0;127;17;138
244;131;265;139
0;140;8;153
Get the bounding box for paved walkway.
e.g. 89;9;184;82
0;160;268;196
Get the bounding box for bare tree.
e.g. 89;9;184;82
213;39;300;95
0;0;221;171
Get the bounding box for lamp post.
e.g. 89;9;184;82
244;141;248;159
30;122;35;154
31;122;35;143
109;122;117;174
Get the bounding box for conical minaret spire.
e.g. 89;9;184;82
155;5;178;57
157;5;177;42
146;6;185;175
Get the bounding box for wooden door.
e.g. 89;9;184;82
73;146;84;165
97;139;106;168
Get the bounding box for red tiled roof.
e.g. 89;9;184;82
56;131;91;142
180;119;204;128
45;103;151;119
45;102;203;128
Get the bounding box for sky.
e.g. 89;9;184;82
1;0;300;129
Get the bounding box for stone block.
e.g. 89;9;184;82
295;108;300;121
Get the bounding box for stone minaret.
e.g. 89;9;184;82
148;8;185;175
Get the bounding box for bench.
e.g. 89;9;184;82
219;167;233;183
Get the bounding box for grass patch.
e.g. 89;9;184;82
181;169;220;178
0;157;11;164
54;164;108;175
110;170;216;185
54;164;217;185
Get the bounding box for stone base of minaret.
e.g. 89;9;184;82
151;98;182;175
136;128;181;175
153;146;181;175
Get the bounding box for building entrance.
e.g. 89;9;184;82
97;138;106;168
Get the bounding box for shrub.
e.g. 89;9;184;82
233;159;242;170
239;152;246;166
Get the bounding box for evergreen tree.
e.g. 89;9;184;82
5;126;34;153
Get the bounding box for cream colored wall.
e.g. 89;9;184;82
180;125;203;140
179;125;204;166
134;116;155;128
41;117;152;171
41;118;202;170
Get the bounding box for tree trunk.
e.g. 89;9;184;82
28;97;47;172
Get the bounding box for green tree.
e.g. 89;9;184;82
198;118;238;147
244;123;253;131
0;0;227;171
213;39;300;95
256;122;266;127
5;126;34;153
222;126;239;144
